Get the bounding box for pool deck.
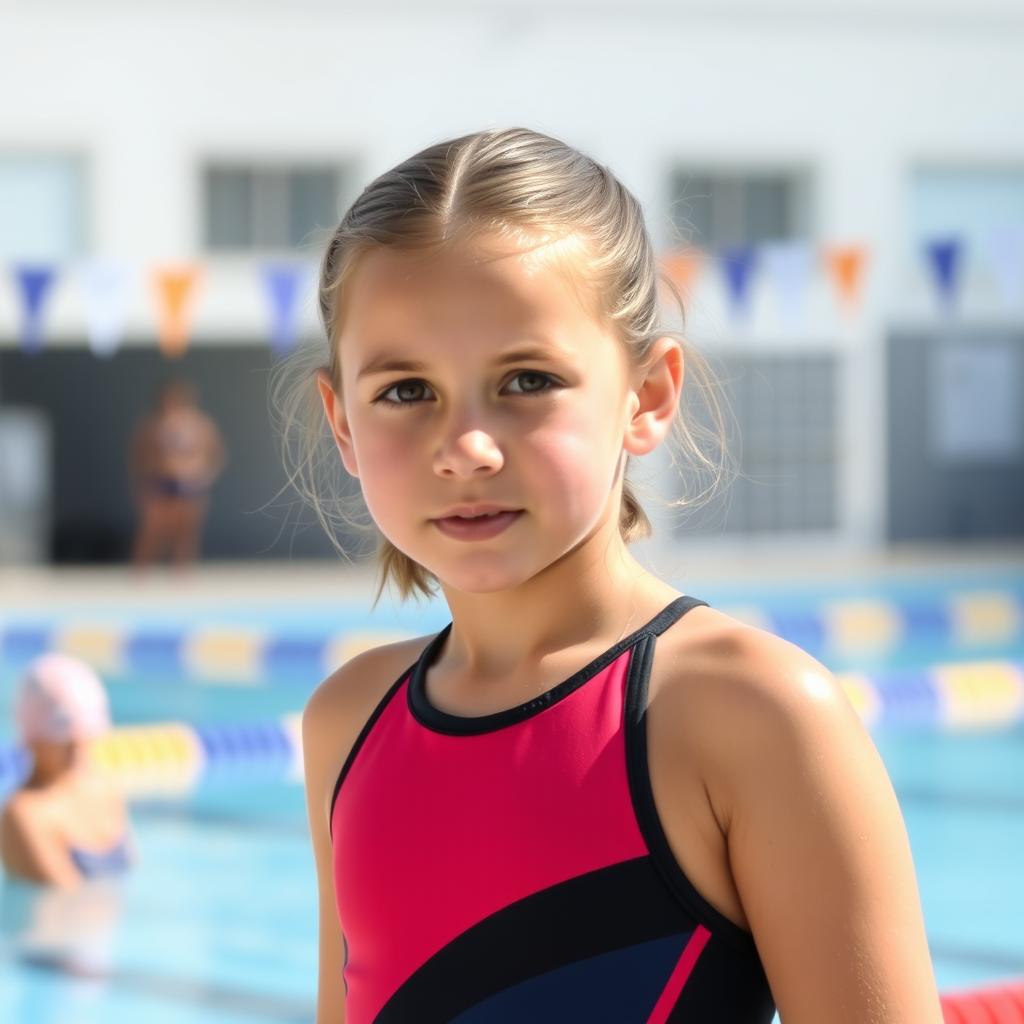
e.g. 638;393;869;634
2;540;1023;613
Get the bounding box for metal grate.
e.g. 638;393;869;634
672;351;839;535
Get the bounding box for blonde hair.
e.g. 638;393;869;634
270;127;735;609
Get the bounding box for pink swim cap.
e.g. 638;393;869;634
14;653;112;744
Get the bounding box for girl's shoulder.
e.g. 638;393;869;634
650;604;860;834
657;604;846;730
304;632;435;727
660;609;855;797
301;632;437;814
657;614;944;1019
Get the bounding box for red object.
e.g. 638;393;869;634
942;981;1024;1023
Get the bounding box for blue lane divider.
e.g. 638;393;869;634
124;632;184;671
768;608;827;654
1;626;52;663
262;636;329;676
0;715;301;801
902;601;953;640
875;669;942;727
0;655;1021;805
194;722;293;767
1;587;1021;685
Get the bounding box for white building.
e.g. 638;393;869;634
1;0;1022;565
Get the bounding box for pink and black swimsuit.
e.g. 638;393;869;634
330;595;776;1022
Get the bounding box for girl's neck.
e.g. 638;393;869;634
438;540;676;682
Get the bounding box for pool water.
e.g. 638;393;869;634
874;724;1024;990
1;649;1023;1021
1;780;314;1024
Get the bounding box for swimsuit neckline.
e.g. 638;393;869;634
406;595;695;736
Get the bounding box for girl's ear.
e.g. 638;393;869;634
622;337;685;457
316;369;359;478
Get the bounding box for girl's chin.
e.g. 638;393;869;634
429;560;538;594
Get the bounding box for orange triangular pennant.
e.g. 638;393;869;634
822;243;868;317
152;265;202;357
659;247;705;301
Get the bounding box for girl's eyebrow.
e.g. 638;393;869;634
356;343;568;381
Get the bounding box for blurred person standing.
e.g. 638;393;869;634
1;653;136;887
129;377;227;574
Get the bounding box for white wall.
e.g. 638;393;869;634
0;1;1021;553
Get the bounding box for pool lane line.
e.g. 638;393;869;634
2;586;1022;680
0;717;305;802
16;950;314;1023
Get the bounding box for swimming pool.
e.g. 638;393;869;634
1;584;1023;1022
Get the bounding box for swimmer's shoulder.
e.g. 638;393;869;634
305;631;436;727
301;632;437;815
0;788;65;882
1;787;53;832
658;605;941;1019
1;789;33;841
0;791;33;877
656;605;859;830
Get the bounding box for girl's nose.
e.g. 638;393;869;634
433;428;504;478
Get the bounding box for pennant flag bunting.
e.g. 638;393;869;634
923;236;963;312
719;244;757;322
0;231;1018;359
822;243;868;317
261;261;311;359
13;264;57;355
152;265;202;358
81;259;133;358
659;247;705;303
981;222;1024;310
761;240;813;328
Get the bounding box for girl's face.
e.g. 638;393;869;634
320;235;646;595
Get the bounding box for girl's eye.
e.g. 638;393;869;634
505;371;557;396
371;371;559;408
372;379;431;407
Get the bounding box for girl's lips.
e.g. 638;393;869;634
432;509;524;541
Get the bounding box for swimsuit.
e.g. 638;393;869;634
144;475;211;499
69;835;132;879
145;413;212;499
330;595;777;1023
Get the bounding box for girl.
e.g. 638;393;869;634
290;128;943;1023
2;653;135;886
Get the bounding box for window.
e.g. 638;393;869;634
673;352;839;536
0;154;87;261
667;167;812;249
203;163;346;252
908;165;1024;268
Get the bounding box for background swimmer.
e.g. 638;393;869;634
1;653;136;888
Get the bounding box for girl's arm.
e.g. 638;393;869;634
303;677;352;1024
302;637;435;1024
703;630;944;1024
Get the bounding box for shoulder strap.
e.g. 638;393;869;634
640;595;709;638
